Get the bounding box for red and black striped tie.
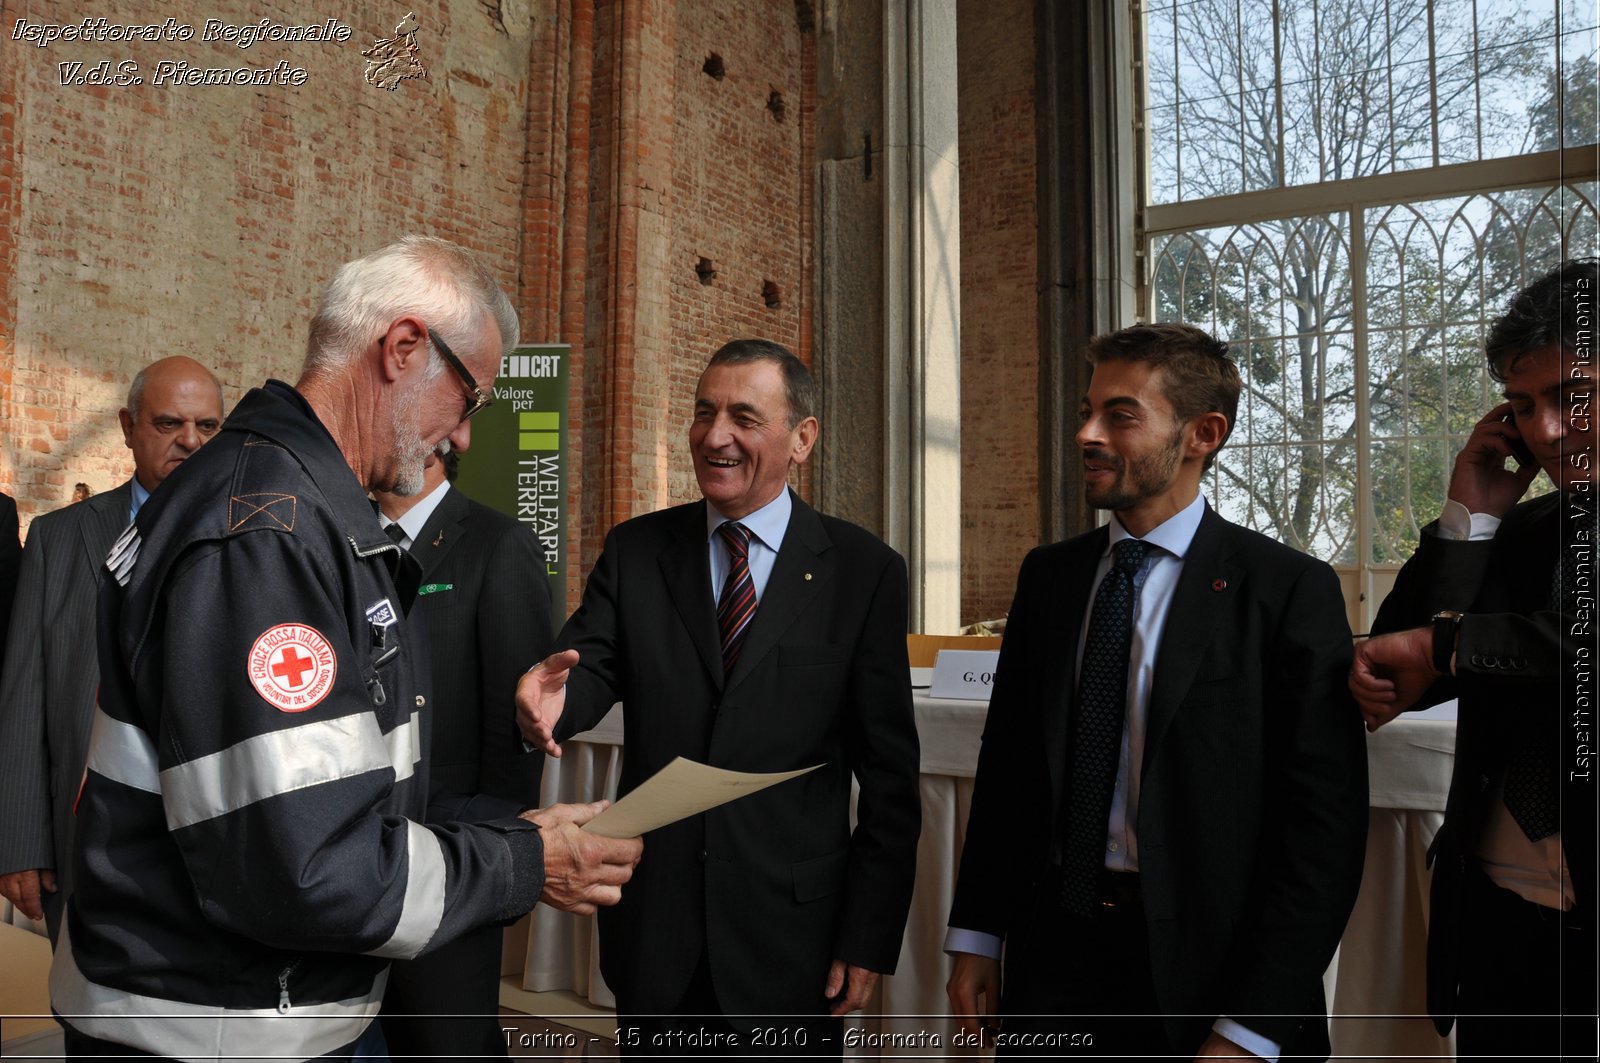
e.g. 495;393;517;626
716;521;757;675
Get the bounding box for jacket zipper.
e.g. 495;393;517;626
277;959;301;1014
347;535;401;560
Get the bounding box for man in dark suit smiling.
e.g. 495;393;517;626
518;339;921;1055
946;323;1367;1060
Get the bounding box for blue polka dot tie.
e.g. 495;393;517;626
1060;538;1149;915
716;522;757;675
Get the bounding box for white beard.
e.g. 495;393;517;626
387;382;436;497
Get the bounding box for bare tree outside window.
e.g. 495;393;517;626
1140;0;1599;578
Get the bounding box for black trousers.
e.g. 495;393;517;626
1453;869;1597;1061
380;922;508;1060
614;949;842;1061
997;874;1179;1058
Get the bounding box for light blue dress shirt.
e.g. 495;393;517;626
130;478;150;520
705;488;791;603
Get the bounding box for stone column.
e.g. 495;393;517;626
814;0;962;633
883;0;963;633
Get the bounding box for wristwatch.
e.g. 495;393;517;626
1430;610;1464;675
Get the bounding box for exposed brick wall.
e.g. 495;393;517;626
665;1;807;502
0;0;21;500
1;0;823;619
0;0;533;525
521;0;593;615
957;0;1041;622
573;0;811;590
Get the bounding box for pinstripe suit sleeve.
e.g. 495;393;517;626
0;495;18;688
0;511;60;873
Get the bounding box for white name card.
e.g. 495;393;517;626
928;650;1000;701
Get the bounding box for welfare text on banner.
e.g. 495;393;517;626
454;345;569;606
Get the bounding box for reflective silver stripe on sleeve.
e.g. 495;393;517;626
161;711;422;830
366;818;447;960
51;912;386;1062
387;709;423;784
85;708;161;794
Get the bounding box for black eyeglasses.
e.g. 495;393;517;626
427;327;494;421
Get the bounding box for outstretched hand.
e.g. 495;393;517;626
516;649;579;757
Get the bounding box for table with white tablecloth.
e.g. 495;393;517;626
1325;701;1458;1062
517;696;1460;1060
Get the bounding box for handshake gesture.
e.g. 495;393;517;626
513;651;641;914
521;800;643;915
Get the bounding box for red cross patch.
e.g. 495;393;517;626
247;624;337;712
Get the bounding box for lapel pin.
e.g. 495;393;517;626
804;572;813;581
1212;578;1227;591
432;531;445;547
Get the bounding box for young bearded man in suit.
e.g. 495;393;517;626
946;323;1369;1060
374;449;555;1059
518;339;922;1055
1351;259;1599;1060
0;356;225;942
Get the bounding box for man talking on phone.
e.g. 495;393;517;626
1351;259;1598;1060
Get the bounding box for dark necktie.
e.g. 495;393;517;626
383;522;408;550
1059;538;1149;915
1504;497;1596;840
716;522;757;675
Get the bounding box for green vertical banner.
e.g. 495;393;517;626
454;344;570;606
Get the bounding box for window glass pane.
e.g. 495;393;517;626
1142;0;1577;202
1173;28;1245;201
1138;0;1597;578
1145;1;1181;203
1557;3;1600;150
1238;0;1280;192
1370;437;1443;562
1359;187;1590;563
1155;214;1356;555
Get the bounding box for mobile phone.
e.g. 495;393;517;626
1500;412;1535;467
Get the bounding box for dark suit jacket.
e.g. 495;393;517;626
0;493;19;690
0;482;133;939
408;485;553;816
553;492;922;1022
949;505;1368;1057
383;485;553;1057
1370;492;1593;1033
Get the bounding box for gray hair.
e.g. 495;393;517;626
303;236;520;379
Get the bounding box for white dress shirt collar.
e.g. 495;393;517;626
382;479;452;548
